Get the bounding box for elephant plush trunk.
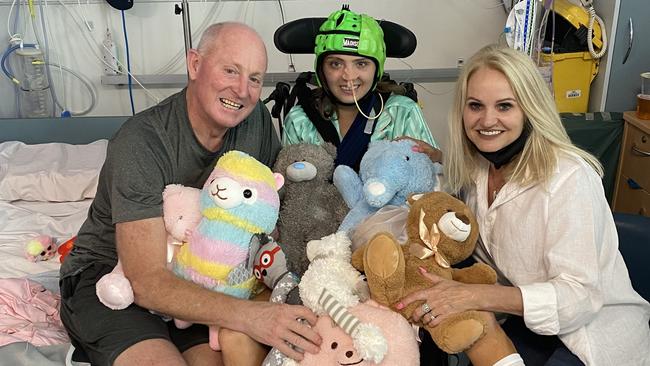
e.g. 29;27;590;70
363;177;403;208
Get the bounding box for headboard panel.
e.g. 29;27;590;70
0;117;128;144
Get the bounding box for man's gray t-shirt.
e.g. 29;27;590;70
60;89;281;278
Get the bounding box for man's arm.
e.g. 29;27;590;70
117;217;321;360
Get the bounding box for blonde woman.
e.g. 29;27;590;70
398;45;650;365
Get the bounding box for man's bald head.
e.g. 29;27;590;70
196;22;267;63
185;21;269;148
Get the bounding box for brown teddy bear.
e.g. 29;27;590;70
351;191;497;354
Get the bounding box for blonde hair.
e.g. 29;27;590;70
445;44;603;194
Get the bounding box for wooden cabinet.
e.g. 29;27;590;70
613;112;650;217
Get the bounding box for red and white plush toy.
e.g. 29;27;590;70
95;184;202;310
25;235;58;262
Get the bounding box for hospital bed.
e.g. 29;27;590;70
0;116;126;365
1;114;648;366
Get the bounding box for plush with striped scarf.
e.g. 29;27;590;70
172;150;284;351
298;232;387;363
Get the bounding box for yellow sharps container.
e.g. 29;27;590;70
541;0;603;113
541;51;599;113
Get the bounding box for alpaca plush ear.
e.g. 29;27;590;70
273;173;285;190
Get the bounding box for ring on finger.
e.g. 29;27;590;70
284;339;293;350
421;302;432;314
423;312;436;324
428;313;436;323
285;338;303;352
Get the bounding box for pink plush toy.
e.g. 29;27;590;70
291;301;419;366
160;185;203;263
25;235;58;262
95;184;201;310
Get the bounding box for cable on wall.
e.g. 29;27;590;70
121;9;135;115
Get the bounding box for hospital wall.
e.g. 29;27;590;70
0;0;507;152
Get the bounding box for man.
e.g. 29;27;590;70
60;22;321;366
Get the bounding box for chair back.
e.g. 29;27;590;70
613;212;650;301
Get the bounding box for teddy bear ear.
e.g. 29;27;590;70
322;142;337;159
407;193;424;206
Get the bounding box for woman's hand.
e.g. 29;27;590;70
394;136;443;163
395;267;481;327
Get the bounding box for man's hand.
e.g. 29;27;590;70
117;219;322;361
241;302;321;361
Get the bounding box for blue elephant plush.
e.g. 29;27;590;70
334;139;440;234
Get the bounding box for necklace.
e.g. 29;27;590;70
488;171;506;204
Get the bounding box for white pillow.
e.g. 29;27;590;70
0;140;108;202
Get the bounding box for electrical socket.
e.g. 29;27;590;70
457;58;464;68
102;30;120;76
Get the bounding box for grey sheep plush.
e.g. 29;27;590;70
272;143;349;303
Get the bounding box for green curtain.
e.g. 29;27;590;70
561;112;624;204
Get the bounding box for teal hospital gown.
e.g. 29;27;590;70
282;94;438;148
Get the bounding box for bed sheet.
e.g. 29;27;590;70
0;134;111;363
0;199;91;279
0;199;91;363
0;342;70;366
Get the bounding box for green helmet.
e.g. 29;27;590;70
314;6;386;90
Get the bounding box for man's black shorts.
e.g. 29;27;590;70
59;263;209;366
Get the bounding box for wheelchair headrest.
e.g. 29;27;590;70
273;17;417;58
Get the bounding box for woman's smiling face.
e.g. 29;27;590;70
463;67;525;153
322;54;376;104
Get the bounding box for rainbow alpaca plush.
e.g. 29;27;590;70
173;150;284;351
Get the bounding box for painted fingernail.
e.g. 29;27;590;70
418;266;427;273
395;302;404;310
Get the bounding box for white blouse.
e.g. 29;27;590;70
467;153;650;366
